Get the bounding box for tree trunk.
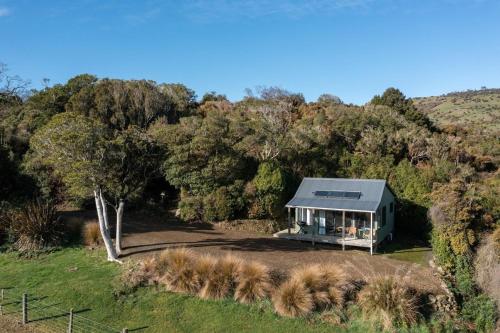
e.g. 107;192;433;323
94;190;120;263
115;199;125;256
99;189;110;233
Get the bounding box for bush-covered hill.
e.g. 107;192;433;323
413;88;500;135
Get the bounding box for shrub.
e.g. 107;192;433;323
234;260;270;304
114;261;148;297
203;183;246;222
461;294;497;333
216;219;285;234
251;162;287;218
83;222;101;247
273;279;314;317
0;202;9;245
159;248;200;294
179;196;203;221
212;188;233;221
202;195;218;222
113;258;160;297
358;276;420;330
454;255;475;296
5;199;63;254
138;257;161;285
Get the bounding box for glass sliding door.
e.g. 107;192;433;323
318;210;326;235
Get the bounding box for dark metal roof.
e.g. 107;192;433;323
286;178;389;212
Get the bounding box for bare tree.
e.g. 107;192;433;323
248;101;293;161
0;63;31;98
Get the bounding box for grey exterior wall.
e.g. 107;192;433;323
375;186;395;243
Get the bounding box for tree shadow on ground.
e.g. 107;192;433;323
120;236;358;258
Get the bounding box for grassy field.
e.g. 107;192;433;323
378;240;432;266
413;89;500;135
0;246;441;333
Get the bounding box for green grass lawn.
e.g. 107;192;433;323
0;247;437;333
379;241;432;266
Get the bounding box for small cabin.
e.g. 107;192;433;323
274;178;395;254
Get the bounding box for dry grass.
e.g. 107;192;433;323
83;222;102;247
139;257;161;285
195;255;218;283
234;260;270;304
493;227;500;257
115;257;163;296
156;249;172;275
290;264;346;310
474;230;500;307
273;279;314;317
159;248;200;294
199;254;241;300
358;276;420;330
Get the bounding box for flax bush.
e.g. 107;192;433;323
4;199;63;254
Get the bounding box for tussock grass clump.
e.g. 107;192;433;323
290;264;346;310
234;260;270;304
83;222;102;247
159;247;200;294
195;254;218;283
320;264;347;307
273;279;314;317
156;249;172;275
199;254;241;300
358;276;420;330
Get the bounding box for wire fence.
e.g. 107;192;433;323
0;287;128;333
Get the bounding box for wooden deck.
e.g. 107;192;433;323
273;229;375;248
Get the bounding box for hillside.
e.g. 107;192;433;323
413;88;500;135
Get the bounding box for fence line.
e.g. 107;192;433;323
0;286;128;333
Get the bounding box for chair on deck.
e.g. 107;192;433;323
347;226;357;238
363;228;376;240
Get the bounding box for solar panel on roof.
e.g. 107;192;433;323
313;191;361;199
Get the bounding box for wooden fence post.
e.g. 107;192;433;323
22;293;27;324
0;289;3;315
67;308;73;333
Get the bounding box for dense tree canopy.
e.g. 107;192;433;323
371;87;433;129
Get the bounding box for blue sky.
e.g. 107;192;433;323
1;0;499;104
